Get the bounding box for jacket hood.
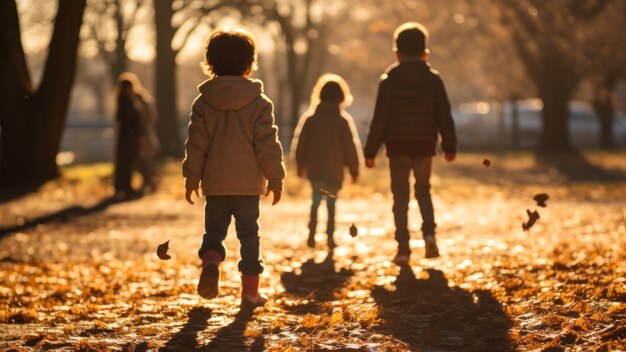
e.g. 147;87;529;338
385;59;432;90
198;76;263;111
314;101;341;116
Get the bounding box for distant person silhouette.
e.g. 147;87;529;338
364;22;457;263
292;74;362;249
114;73;159;197
182;27;285;309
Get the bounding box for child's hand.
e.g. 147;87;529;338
365;158;375;168
444;152;457;162
185;188;200;205
265;189;281;206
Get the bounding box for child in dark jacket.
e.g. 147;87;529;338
292;74;362;249
364;22;457;263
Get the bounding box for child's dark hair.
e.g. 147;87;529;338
307;74;353;112
320;82;345;104
203;27;257;76
117;72;147;99
393;22;429;57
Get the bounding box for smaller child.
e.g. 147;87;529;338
292;74;362;249
183;27;285;308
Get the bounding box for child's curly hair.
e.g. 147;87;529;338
202;26;257;77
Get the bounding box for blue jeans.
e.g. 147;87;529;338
198;196;264;275
308;180;339;236
389;156;436;254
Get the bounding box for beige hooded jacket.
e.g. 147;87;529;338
182;76;285;196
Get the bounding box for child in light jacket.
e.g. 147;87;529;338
183;27;285;308
292;74;362;249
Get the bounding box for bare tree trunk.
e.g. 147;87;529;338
312;25;329;81
540;99;571;151
593;74;616;150
113;0;128;79
286;38;315;143
154;0;181;157
285;37;300;139
536;49;577;152
0;0;30;185
510;94;520;150
0;0;86;186
272;43;289;142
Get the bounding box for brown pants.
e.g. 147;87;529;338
389;156;436;254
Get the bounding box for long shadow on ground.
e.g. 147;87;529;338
0;184;41;204
372;265;514;351
202;308;264;351
159;307;212;352
448;151;626;185
159;307;264;351
0;193;142;238
535;151;626;182
281;250;354;304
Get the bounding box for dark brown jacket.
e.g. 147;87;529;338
292;102;361;187
364;59;457;158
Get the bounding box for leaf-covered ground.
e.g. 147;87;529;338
1;152;625;351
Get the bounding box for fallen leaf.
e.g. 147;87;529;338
349;223;358;237
534;193;549;207
522;209;540;232
301;314;319;328
320;189;337;198
157;240;171;260
482;158;491;168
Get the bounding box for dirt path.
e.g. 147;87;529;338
1;154;625;351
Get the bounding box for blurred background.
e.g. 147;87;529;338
1;0;625;187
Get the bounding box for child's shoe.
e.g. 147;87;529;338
198;250;221;299
241;275;267;309
241;293;268;309
424;235;440;259
198;264;219;298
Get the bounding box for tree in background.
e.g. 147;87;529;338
0;0;87;186
587;1;626;149
79;0;150;116
494;0;612;152
154;0;226;157
154;0;180;157
233;0;348;142
83;0;150;81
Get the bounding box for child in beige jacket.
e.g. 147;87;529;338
292;74;362;249
182;27;285;308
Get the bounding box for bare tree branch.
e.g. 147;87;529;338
568;0;612;21
173;17;199;55
497;0;541;37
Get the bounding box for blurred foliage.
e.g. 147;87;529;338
16;0;625;121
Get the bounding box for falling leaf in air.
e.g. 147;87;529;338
482;158;491;168
157;240;172;260
320;189;337;198
522;210;540;232
349;223;358;237
534;193;549;207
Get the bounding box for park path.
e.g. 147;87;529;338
1;153;625;351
